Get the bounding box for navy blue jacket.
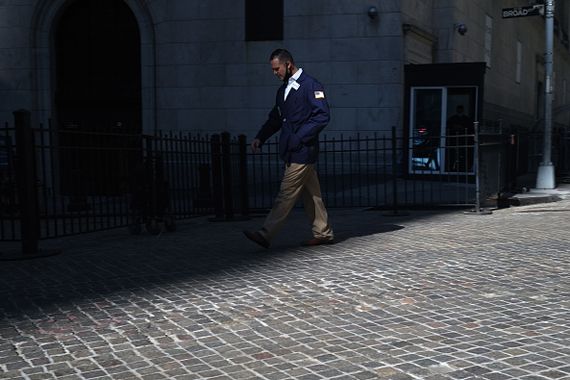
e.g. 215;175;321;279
255;71;330;164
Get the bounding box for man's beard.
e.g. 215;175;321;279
283;65;292;82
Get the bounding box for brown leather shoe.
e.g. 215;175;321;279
301;237;335;246
243;230;270;249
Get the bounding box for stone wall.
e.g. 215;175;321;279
153;0;404;137
0;0;405;138
0;2;34;124
428;0;570;130
1;0;569;138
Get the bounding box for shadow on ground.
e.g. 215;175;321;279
0;207;460;320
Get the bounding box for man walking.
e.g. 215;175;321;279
243;49;334;249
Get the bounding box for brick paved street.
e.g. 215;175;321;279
1;195;569;379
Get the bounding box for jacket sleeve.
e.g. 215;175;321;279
255;104;282;144
293;80;330;145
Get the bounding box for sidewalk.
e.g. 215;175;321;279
0;193;569;379
509;176;570;205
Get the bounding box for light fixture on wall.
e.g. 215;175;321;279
454;23;468;35
368;6;378;20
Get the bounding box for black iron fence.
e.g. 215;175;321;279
241;130;478;213
4;111;552;247
0;115;214;243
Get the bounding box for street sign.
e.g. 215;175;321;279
502;5;544;18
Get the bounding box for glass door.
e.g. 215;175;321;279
409;86;478;174
444;87;477;173
409;88;445;173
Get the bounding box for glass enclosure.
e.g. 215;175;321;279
409;86;477;174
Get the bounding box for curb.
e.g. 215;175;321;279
509;194;562;206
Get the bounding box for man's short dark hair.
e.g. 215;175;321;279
270;49;294;65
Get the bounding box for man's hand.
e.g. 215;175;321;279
251;138;261;153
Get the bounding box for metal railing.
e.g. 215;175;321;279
4;114;529;245
240;130;477;214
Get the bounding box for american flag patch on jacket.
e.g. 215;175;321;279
314;91;325;99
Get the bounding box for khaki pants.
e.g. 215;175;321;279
259;163;333;242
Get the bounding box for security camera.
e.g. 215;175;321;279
456;23;468;36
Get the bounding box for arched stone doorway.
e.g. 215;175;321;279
50;0;147;196
55;0;142;133
31;0;156;132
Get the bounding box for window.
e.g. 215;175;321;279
409;86;478;174
245;0;283;41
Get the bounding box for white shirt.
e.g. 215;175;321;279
284;68;303;101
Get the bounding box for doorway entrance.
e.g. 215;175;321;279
54;0;142;195
409;86;478;173
404;62;486;176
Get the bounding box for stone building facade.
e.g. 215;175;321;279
0;0;569;144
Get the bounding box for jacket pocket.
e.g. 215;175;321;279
288;133;303;152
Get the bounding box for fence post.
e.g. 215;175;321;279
384;126;408;216
238;134;250;219
14;110;41;255
220;132;234;220
196;164;212;211
209;134;224;221
0;110;61;260
465;121;492;215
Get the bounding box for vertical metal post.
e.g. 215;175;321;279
465;121;491;215
474;122;481;213
220;132;234;220
536;0;556;189
146;135;157;221
391;127;399;212
0;111;60;260
238;134;250;219
383;126;408;216
210;134;224;221
14;110;40;254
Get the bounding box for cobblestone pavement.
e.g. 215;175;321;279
1;198;569;380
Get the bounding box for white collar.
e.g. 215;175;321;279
288;68;303;84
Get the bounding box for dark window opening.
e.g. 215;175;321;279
245;0;283;41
